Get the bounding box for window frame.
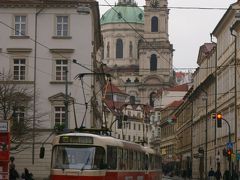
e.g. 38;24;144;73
151;16;158;32
54;59;68;81
116;38;123;59
55;15;70;37
14;15;27;36
150;54;157;71
54;106;66;126
13;58;26;81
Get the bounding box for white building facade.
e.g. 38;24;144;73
0;0;102;179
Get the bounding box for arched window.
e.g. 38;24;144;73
151;16;158;32
149;92;156;107
137;39;143;59
129;41;133;57
150;54;157;71
116;38;123;58
130;96;135;104
107;42;110;58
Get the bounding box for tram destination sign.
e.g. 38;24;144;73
0;121;8;132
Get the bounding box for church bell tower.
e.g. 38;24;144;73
138;0;174;105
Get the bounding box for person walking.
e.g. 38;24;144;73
215;168;222;180
21;168;34;180
208;168;215;180
9;164;19;180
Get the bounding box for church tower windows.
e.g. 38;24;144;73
150;54;157;71
129;41;133;57
107;42;110;58
151;16;158;32
116;38;123;59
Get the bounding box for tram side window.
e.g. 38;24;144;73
141;153;145;170
117;148;124;170
123;149;128;169
144;154;148;170
94;147;106;169
107;146;117;169
129;150;133;170
132;151;136;170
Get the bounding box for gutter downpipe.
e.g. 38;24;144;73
230;27;238;172
33;6;44;165
210;33;218;169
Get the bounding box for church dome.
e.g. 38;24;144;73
100;5;144;25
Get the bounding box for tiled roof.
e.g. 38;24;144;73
164;100;184;110
105;83;127;95
166;84;189;91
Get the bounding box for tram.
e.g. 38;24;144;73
50;132;162;180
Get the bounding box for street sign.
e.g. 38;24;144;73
0;121;8;132
227;142;233;149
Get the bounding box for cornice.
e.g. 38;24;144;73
0;0;93;9
7;48;32;52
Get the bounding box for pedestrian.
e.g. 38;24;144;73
223;170;230;180
9;164;19;180
208;168;215;180
21;168;34;180
215;168;222;180
232;168;239;180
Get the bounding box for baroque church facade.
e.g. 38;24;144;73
100;0;174;107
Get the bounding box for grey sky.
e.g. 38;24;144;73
97;0;236;70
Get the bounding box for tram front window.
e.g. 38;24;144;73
52;146;105;170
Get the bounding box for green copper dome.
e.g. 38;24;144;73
100;6;144;25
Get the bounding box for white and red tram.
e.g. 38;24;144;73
50;133;162;180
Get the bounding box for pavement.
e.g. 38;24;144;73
163;175;196;180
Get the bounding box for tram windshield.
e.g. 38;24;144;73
52;145;105;170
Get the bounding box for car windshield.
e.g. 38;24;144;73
52;145;105;170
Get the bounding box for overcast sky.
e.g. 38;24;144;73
97;0;236;71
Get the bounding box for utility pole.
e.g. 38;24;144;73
65;69;69;129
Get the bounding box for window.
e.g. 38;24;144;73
130;96;135;104
116;38;123;58
54;106;65;125
55;59;68;81
14;15;26;36
129;41;133;57
150;54;157;71
13;106;25;124
13;59;26;80
151;16;158;32
150;92;156;107
56;16;69;36
107;42;110;58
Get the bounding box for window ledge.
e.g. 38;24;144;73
52;36;72;39
50;81;73;84
10;35;30;39
0;80;34;84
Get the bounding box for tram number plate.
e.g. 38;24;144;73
125;176;133;180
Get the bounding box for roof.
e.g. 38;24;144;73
103;99;126;112
100;5;144;25
163;100;184;110
105;83;127;95
197;43;216;65
165;84;189;92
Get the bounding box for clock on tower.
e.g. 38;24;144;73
150;0;159;8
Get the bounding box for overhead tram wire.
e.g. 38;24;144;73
99;4;229;11
0;20;95;74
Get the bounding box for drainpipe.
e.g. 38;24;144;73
230;26;238;171
33;6;44;165
210;33;217;169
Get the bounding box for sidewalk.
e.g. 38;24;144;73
163;175;199;180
